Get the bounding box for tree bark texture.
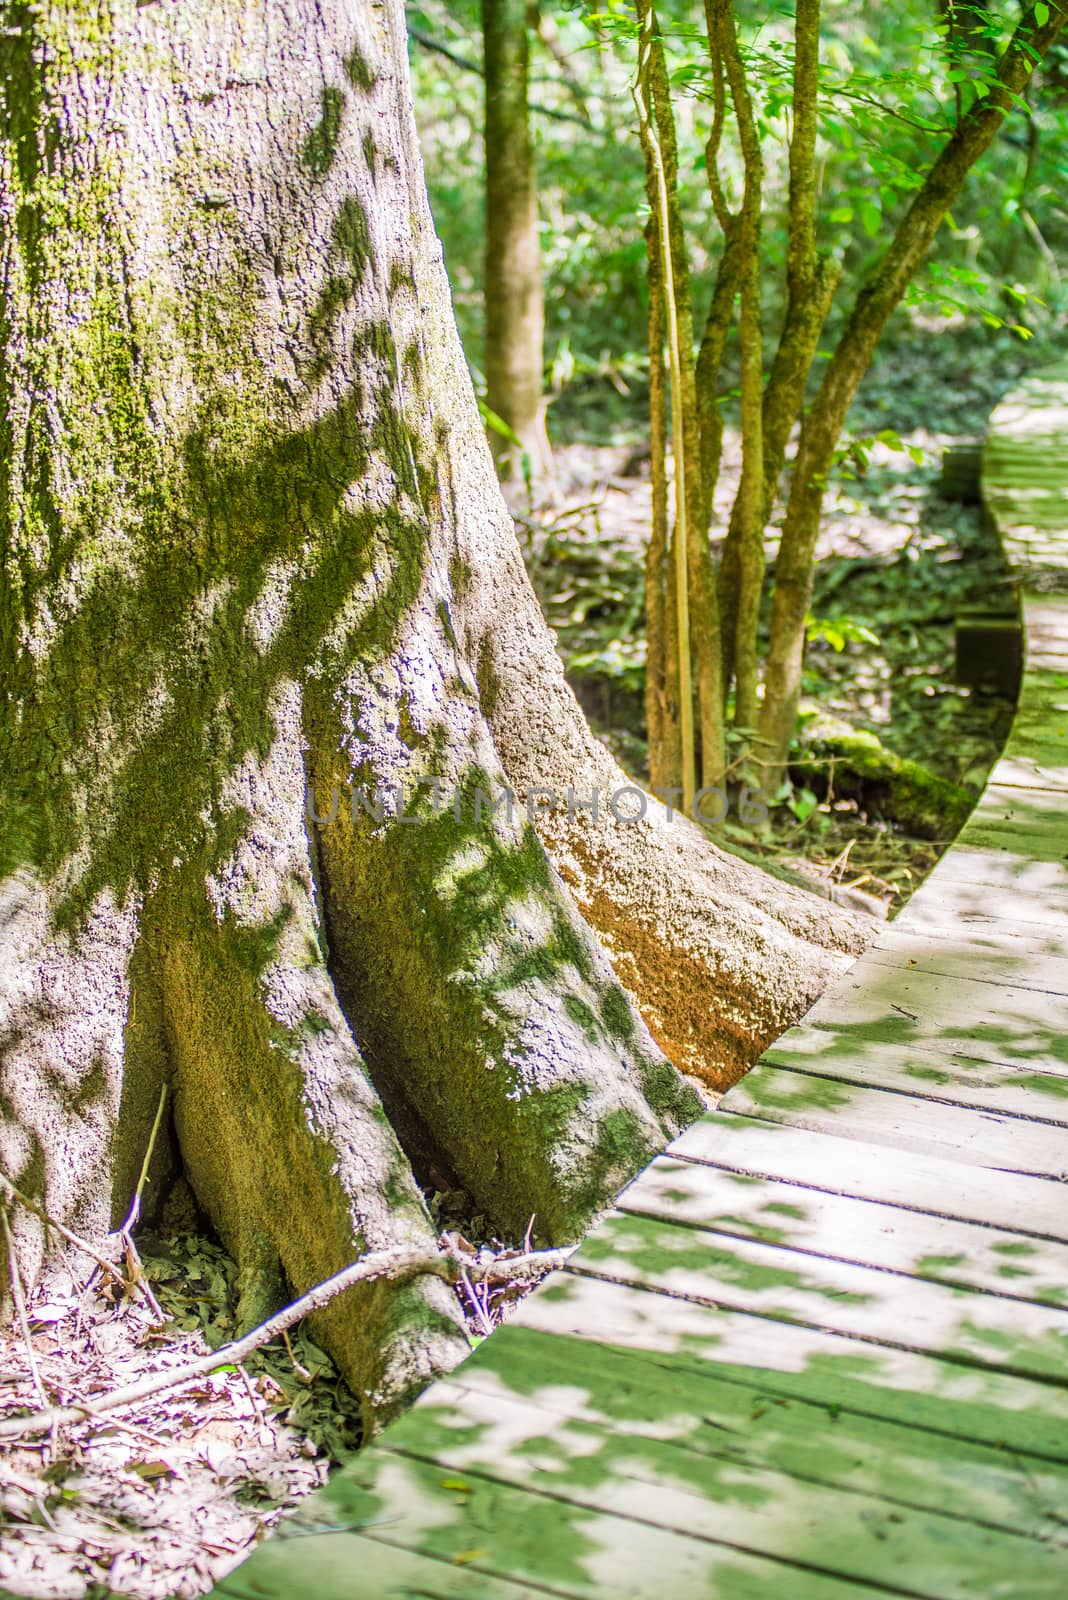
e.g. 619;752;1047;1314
0;0;866;1430
636;3;725;790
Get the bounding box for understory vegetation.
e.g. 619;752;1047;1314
413;0;1067;896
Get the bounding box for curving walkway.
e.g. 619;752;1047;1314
215;363;1068;1600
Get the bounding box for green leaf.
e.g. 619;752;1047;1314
828;205;854;224
1035;3;1050;26
477;397;523;448
788;787;819;824
859;200;881;237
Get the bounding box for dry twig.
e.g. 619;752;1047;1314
2;1205;47;1411
0;1242;573;1443
0;1169;119;1285
115;1084;168;1323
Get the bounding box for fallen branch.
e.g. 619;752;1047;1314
792;717;975;840
0;1163;163;1319
0;1242;573;1442
0;1169;120;1283
114;1084;168;1323
2;1205;47;1410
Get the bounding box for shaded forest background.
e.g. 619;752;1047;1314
410;0;1067;900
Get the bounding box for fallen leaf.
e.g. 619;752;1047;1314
127;1459;176;1481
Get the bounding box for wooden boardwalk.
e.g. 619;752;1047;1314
216;366;1068;1600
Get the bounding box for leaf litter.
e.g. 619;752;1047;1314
0;1208;557;1598
0;1228;352;1598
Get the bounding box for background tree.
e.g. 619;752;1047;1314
0;0;863;1432
630;0;1066;793
483;0;551;482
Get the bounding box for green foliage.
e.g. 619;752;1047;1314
805;614;880;652
408;0;1068;416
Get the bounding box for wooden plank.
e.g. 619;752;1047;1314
959;815;1068;867
991;755;1068;789
513;1269;1068;1461
968;784;1068;834
568;1208;1068;1383
895;886;1068;939
887;917;1068;968
721;1062;1068;1178
1010;677;1068;711
671;1110;1068;1239
237;1445;890;1600
367;1377;1068;1600
874;913;1068;962
1024;644;1068;667
800;957;1068;1073
987;718;1068;778
1017;662;1068;701
761;1022;1068;1123
618;1153;1068;1306
927;844;1068;908
1021;597;1068;646
867;923;1068;993
448;1324;1068;1539
212;1534;549;1600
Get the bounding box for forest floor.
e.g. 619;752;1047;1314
0;1220;528;1599
0;328;1029;1600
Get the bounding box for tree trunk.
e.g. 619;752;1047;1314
758;1;1068;781
0;0;867;1432
482;0;551;483
643;209;679;791
636;3;725;794
711;0;765;745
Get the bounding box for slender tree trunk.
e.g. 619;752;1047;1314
643;210;680;791
0;0;868;1431
694;234;739;547
711;0;764;746
758;1;1067;781
482;0;550;483
636;2;726;793
697;23;744;697
759;0;840;524
719;0;838;762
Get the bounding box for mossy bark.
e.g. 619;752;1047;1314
0;0;866;1429
635;2;725;793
